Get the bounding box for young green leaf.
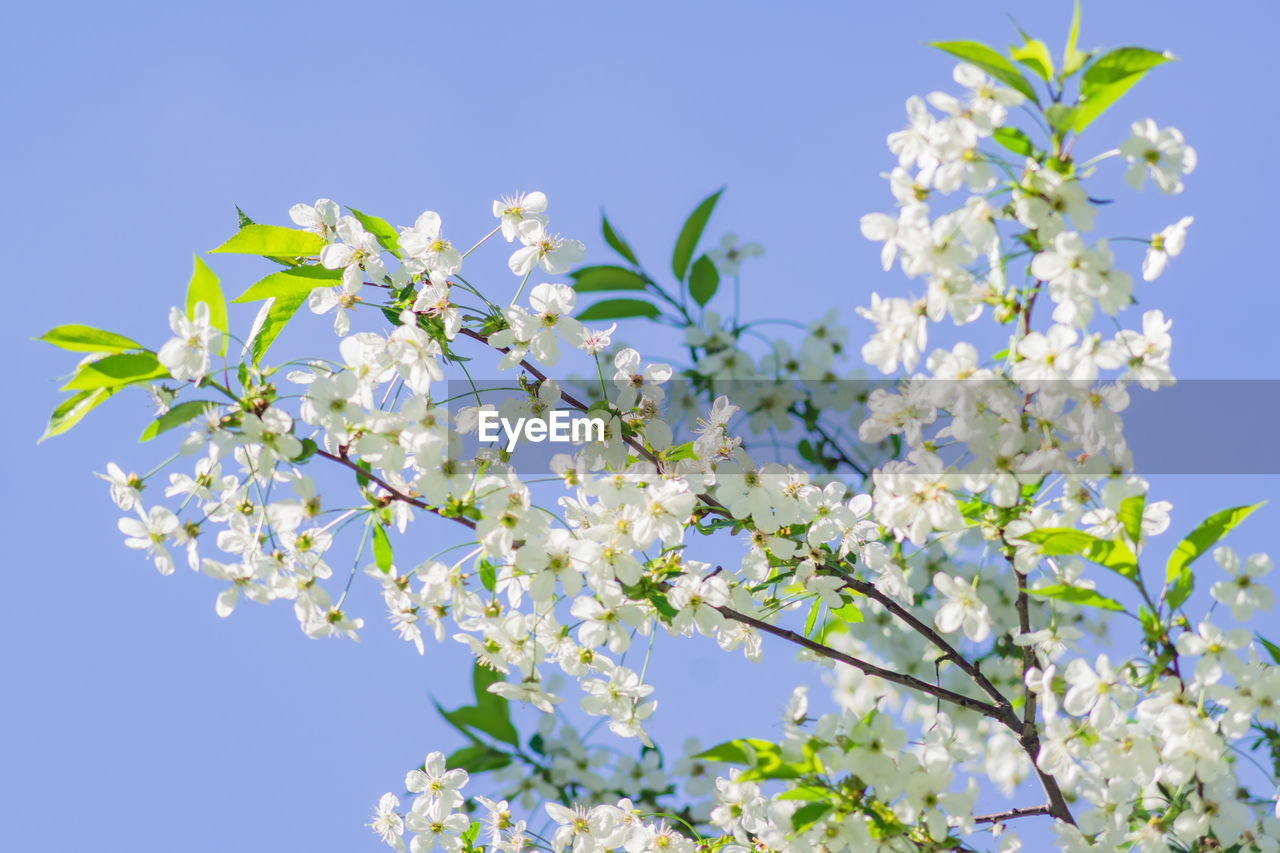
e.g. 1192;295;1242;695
348;207;402;258
372;523;393;573
37;325;144;354
1166;503;1263;580
570;265;648;292
61;352;167;391
791;802;834;832
245;291;309;364
830;601;862;624
992;127;1034;157
139;400;217;441
1062;1;1091;77
186;256;228;356
39;387;115;442
803;598;821;637
210;224;325;257
696;738;771;765
602;212;640;266
671;188;724;282
577;298;660;322
929;41;1039;103
1018;528;1139;580
232;266;342;303
688;254;720;306
1258;634;1280;666
1010;36;1055;82
1046;104;1081;134
1072;47;1172;132
1118;494;1146;545
1164;503;1263;609
1029;584;1125;611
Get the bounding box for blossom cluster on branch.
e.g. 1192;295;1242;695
41;9;1280;853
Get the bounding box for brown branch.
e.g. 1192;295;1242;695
1012;563;1037;730
314;448;476;530
973;804;1051;825
714;605;1007;721
839;570;1074;825
838;575;1014;719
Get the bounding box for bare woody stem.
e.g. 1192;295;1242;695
712;605;1008;720
973;804;1052;825
314;447;477;530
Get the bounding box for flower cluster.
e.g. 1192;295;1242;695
45;17;1280;853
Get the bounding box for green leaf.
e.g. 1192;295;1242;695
671;188;724;282
372;524;393;573
445;744;511;773
472;664;520;745
233;265;342;303
235;206;256;228
829;601;862;624
791;802;833;832
1257;634;1280;666
140;400;217;441
577;298;660;322
1019;528;1139;580
1164;503;1263;609
803;599;821;638
696;738;767;765
62;352;167;391
39;387;115;442
929;41;1039;103
1166;503;1262;580
737;741;815;782
437;702;519;747
1073;47;1172;132
1062;1;1090;76
210;224;325;257
293;437;318;463
479;561;496;592
474;663;505;709
571;265;648;293
992;127;1034;157
1029;584;1125;611
602;213;640;266
777;785;833;802
1045;104;1080;134
442;677;519;747
348;207;402;258
38;325;144;354
245;291;309;364
186;256;228;356
1118;494;1146;544
688;254;720;307
1010;36;1054;82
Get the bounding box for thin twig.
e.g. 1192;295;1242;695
714;605;1007;721
315;448;476;530
973;804;1051;825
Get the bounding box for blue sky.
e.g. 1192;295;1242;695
4;1;1279;850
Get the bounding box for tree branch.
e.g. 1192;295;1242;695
714;604;1008;721
973;804;1051;825
315;448;476;530
838;574;1015;720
